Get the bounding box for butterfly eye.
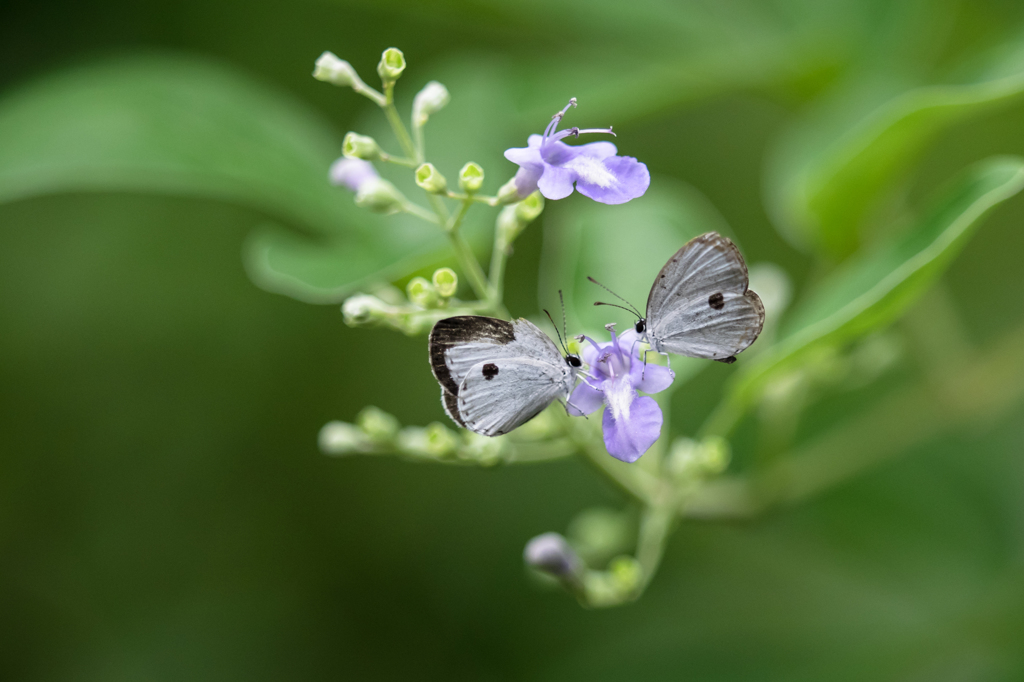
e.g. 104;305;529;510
567;355;582;368
635;319;646;333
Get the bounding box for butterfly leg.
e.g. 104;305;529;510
561;398;589;420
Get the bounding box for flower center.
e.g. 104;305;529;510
563;155;616;187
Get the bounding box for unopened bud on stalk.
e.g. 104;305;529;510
524;532;582;578
514;191;544;223
355;178;405;214
341;293;395;326
342;132;382;161
313;51;359;87
319;421;368;455
458;162;484;193
377;47;406;82
496;177;521;205
406;276;439;308
415;163;447;194
412;81;450;127
356;406;400;443
432;268;458;298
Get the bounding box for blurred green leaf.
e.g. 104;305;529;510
0;55;441;299
718;156;1024;426
766;39;1024;258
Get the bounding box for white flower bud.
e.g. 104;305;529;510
412;81;450;127
341;293;394;326
313;52;358;87
318;421;368;455
432;268;458;298
329;158;378;192
342;132;382;161
414;163;447;194
354;178;405;214
458;162;484;193
377;47;406;82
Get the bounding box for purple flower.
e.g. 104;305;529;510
568;326;674;463
503;99;650;205
330;157;378;192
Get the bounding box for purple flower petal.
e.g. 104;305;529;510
537;165;577;200
567;381;605;416
513;166;542;197
601;396;662;463
574;155;650;205
630;360;674;394
330;157;378;192
502;100;649;205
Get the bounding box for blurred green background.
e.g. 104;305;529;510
4;0;1024;679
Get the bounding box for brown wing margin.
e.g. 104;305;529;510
428;316;515;396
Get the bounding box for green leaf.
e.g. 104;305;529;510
716;156;1024;428
766;41;1024;258
0;55;438;298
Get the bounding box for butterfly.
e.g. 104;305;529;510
592;232;765;364
429;315;581;436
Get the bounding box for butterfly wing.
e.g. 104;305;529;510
429;316;572;432
456;358;575;436
646;232;765;360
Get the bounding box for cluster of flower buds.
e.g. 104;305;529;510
319;406;507;466
341;268;463;334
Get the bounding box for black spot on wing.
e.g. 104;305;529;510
716;356;737;364
429;316;515;395
482;363;499;380
708;292;725;310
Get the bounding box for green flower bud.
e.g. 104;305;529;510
313;51;358;87
356;406;400;443
458;162;484;193
318;421;370;455
341;293;395;326
342;132;382;161
414;163;447;194
354;178;405;214
432;268;458;298
412;81;450;127
424;422;457;457
667;436;731;479
406;276;439;308
700;436;731;475
496;205;522;245
496;177;521;205
377;47;406;82
607;556;643;594
515;191;544;223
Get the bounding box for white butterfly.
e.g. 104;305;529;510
593;232;765;364
429;316;581;436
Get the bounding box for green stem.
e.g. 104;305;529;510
402;202;439;223
413;123;425;161
447;191;499;206
489;232;508;306
577;436;657;504
636;503;675;589
382;82;419;162
379;153;417;168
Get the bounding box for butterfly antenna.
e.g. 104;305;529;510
543;308;569;355
586;276;643;318
558;290;570;347
594;301;641;315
